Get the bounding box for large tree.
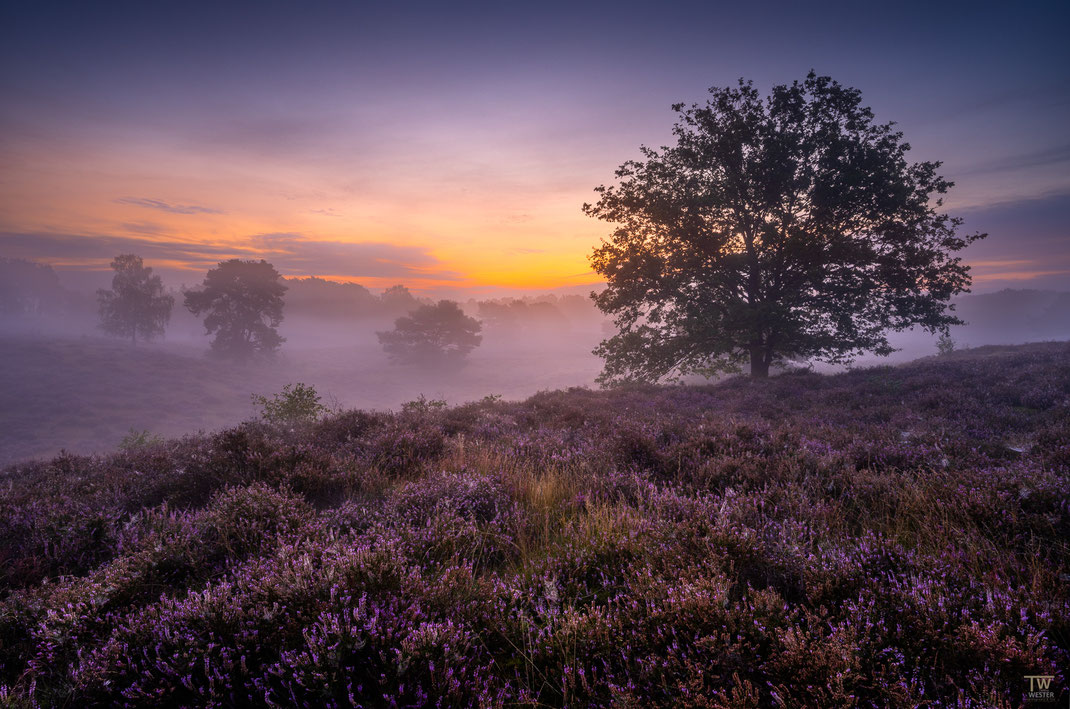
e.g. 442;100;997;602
585;73;984;380
377;300;482;366
184;259;287;358
96;254;174;344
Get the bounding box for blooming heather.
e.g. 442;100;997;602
1;343;1068;707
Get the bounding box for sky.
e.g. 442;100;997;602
1;0;1068;296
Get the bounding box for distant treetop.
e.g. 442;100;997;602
96;254;174;345
183;259;287;359
377;299;482;366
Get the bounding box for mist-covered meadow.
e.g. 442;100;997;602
2;258;1069;467
0;267;611;464
0;329;604;466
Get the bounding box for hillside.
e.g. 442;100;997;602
1;342;1068;706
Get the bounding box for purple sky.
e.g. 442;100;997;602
1;0;1067;295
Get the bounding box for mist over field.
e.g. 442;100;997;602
0;268;613;464
1;261;1068;465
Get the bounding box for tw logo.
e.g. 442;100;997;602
1024;675;1057;704
1026;676;1054;692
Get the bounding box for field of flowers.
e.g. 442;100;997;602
1;342;1068;707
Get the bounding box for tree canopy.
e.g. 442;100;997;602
379;284;422;317
585;72;985;380
96;254;173;344
183;259;287;358
377;300;482;366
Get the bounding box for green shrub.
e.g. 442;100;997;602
401;394;448;413
252;382;327;425
118;428;164;451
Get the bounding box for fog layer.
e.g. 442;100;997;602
1;258;1067;464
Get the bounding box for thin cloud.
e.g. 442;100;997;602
970;259;1036;268
972;269;1070;282
0;231;243;265
955;143;1070;177
931;81;1070;123
0;231;462;283
115;197;225;215
247;232;462;280
119;221;171;235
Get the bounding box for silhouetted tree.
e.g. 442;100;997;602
96;254;174;344
183;259;287;358
586;72;985;381
283;277;379;319
379;284;421;316
377;300;482;365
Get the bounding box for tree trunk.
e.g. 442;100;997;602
749;346;769;378
744;248;767;378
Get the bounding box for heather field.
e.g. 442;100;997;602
1;342;1068;707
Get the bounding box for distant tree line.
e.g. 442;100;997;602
6;251;612;368
475;299;568;334
82;255;497;364
279;278;424;321
9;248;1070;371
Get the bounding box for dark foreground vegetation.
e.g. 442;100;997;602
2;343;1068;707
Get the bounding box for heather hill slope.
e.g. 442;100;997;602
1;342;1068;706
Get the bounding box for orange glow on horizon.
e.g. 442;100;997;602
3;130;1063;293
0;131;612;291
972;270;1070;283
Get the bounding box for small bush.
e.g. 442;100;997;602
936;332;956;356
252;382;328;425
118;428;164;451
402;394;448;413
